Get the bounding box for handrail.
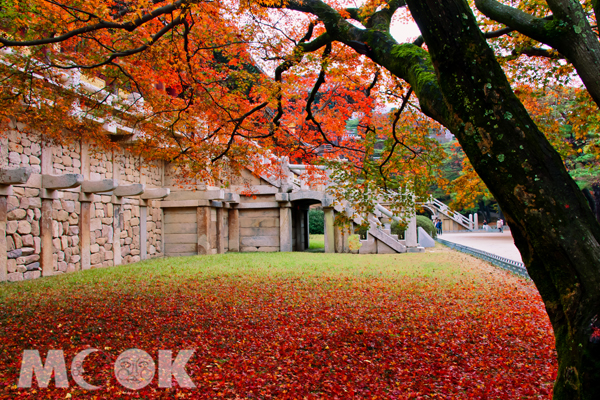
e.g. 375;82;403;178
436;238;529;279
423;197;473;230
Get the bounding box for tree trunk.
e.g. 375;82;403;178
405;0;600;398
593;183;600;224
582;189;595;215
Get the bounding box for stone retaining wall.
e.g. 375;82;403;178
1;123;164;282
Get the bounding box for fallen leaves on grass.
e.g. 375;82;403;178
0;257;556;399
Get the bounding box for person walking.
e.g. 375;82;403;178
497;219;504;233
435;219;442;235
483;220;488;231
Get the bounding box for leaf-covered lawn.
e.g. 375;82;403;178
0;247;556;399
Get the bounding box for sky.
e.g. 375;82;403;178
389;18;421;43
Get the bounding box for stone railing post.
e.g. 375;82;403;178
405;213;418;248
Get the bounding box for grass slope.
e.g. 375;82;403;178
0;246;556;398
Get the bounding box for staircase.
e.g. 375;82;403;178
333;202;421;254
288;163;423;254
421;197;476;231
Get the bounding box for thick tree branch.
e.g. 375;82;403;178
476;0;600;108
474;0;557;46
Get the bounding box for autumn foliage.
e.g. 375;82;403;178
0;251;556;398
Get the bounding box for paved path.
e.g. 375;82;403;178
438;230;523;263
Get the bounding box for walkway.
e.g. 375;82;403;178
439;230;523;263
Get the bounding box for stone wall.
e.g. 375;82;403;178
0;123;341;283
1;124;165;282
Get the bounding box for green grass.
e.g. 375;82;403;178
0;245;512;300
308;234;324;249
308;234;361;252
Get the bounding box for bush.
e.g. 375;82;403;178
417;215;437;238
356;224;369;239
391;220;408;239
309;209;324;234
389;216;437;239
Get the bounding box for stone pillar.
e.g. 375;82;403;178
216;207;224;254
40;195;54;275
228;208;239;252
333;220;350;254
279;204;293;252
323;207;335;253
79;141;90;270
405;213;418;247
79;197;92;270
140;201;148;260
41;145;54;276
113;198;122;266
342;222;351;253
474;213;479;230
197;206;211;255
334;224;343;253
81;141;90;180
0;196;6;281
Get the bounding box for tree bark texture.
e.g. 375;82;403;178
404;1;600;398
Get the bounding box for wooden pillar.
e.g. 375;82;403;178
0;196;7;281
216;207;224;254
197;206;211;255
279;203;293;252
323;207;335;253
228;209;239;252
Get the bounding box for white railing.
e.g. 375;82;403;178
425;197;474;230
